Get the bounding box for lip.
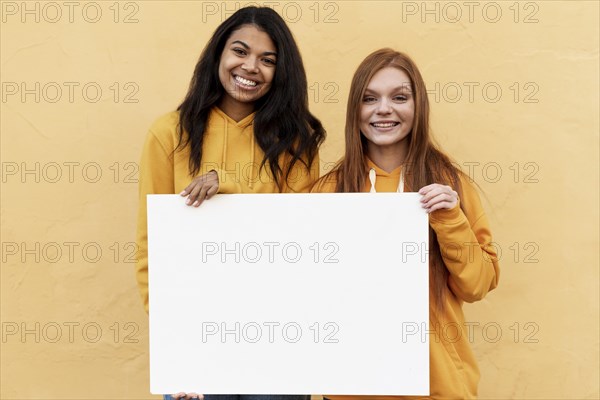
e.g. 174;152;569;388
370;121;400;131
233;74;261;91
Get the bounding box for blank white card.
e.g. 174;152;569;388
148;193;429;395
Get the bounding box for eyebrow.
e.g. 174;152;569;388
231;40;277;57
364;85;412;93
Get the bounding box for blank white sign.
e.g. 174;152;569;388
148;193;429;395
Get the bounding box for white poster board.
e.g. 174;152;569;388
147;193;429;395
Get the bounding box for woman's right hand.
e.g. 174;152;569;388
171;392;204;400
180;170;219;207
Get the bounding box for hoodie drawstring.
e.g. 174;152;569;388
369;167;404;193
249;128;255;190
369;169;377;193
220;113;228;169
218;111;256;189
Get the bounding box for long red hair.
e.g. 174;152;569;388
325;48;465;310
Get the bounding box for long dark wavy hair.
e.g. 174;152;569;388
176;7;325;190
324;49;466;310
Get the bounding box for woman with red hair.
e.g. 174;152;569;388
313;48;500;399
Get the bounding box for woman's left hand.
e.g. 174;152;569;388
418;183;458;213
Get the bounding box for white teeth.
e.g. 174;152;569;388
235;76;257;86
372;122;398;128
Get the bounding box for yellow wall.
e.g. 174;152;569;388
1;1;598;398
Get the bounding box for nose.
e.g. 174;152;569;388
241;57;259;74
376;98;392;114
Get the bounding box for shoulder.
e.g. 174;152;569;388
146;111;181;151
148;110;180;136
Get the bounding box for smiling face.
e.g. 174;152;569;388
218;24;277;117
360;66;415;160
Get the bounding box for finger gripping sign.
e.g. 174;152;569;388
147;193;429;395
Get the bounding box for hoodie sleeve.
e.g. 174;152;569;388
135;128;175;313
428;175;500;303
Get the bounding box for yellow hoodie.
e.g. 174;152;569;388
312;158;500;399
136;108;319;312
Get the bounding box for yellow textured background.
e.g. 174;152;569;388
1;1;598;399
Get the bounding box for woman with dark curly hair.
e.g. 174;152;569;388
136;6;325;400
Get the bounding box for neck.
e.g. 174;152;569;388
218;97;254;122
366;143;408;173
